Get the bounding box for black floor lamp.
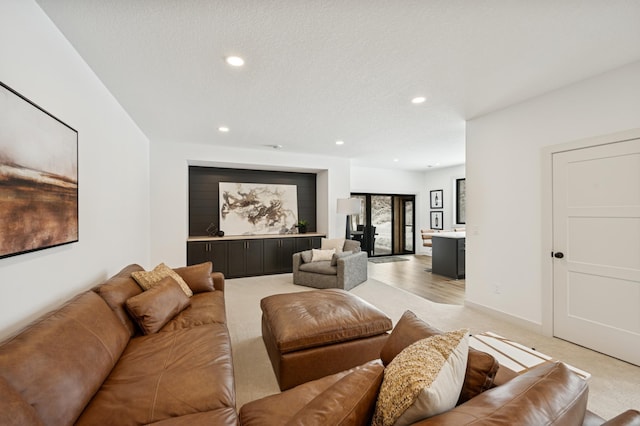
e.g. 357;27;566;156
337;198;361;240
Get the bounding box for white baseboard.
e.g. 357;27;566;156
464;300;543;334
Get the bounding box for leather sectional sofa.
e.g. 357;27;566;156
0;263;238;426
1;264;639;425
241;310;640;426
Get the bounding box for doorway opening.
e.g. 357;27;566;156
350;193;415;257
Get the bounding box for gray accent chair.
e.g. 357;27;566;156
292;240;368;291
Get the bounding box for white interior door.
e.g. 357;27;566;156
553;137;640;366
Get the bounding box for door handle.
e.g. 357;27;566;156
554;252;564;259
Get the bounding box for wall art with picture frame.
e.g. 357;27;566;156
456;178;466;224
0;81;78;259
430;211;443;230
430;189;443;209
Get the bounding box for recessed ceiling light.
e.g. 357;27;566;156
225;56;245;67
335;140;344;145
218;126;229;132
411;96;426;104
393;158;399;162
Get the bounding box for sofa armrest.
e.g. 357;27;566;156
337;251;368;290
601;410;640;426
337;251;368;267
211;272;225;292
292;252;304;272
414;362;588;425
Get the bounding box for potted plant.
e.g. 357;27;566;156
296;219;308;234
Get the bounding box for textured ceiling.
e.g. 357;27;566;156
36;1;640;170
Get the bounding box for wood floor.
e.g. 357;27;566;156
368;255;466;305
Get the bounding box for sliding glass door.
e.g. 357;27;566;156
351;193;415;257
371;195;392;255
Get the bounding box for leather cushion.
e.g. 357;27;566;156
125;276;191;334
159;291;226;331
260;289;392;353
380;310;499;405
77;324;236;425
287;360;384;425
0;292;129;426
173;262;215;293
240;360;384;426
414;362;589;426
146;407;239;425
0;376;44;426
93;263;145;336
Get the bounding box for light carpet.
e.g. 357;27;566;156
225;273;640;419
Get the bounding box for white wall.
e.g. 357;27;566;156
466;60;640;330
149;139;351;267
0;1;151;340
423;165;466;231
351;165;464;254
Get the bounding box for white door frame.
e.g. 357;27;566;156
540;128;640;336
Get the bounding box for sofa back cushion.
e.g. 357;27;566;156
0;291;129;426
343;239;362;253
286;360;384;425
380;311;499;405
173;261;215;293
0;376;44;426
414;362;589;426
94;263;145;336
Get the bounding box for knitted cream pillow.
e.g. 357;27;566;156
131;263;193;297
311;248;335;262
372;329;469;426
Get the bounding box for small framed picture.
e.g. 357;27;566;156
430;189;443;209
430;211;443;230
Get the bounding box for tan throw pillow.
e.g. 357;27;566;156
173;261;215;293
125;276;191;334
131;263;193;297
321;237;345;253
311;248;335;262
330;250;353;266
372;329;469;426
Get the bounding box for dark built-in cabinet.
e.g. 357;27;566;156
187;234;323;278
263;238;295;274
228;240;264;277
431;235;465;279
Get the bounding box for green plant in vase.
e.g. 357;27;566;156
296;219;308;234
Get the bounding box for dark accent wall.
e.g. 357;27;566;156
189;166;317;237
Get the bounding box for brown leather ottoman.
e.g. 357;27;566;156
260;288;392;390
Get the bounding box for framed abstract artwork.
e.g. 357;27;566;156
219;182;298;235
0;82;78;259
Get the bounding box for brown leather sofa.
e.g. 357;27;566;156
240;310;640;426
0;263;238;426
